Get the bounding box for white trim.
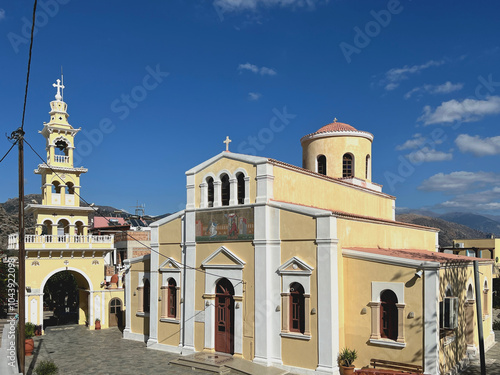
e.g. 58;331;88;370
369;338;406;348
160;318;180;324
300;129;374;143
147;341;182;354
343;249;440;269
201;246;245;269
40;266;94;292
278;257;314;276
150;210;185;228
185;152;268;175
268;201;332;218
124;253;150;265
159;257;182;272
423;269;439;375
280;332;311;340
123;329;148;342
371;282;405;304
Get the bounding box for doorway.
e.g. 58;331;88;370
109;298;123;328
214;278;234;354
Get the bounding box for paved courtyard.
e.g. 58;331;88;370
21;323;500;375
25;325;225;375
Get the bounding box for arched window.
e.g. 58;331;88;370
483;279;489;317
221;174;230;206
467;284;474;300
317;155;327;175
365;154;370;179
168;279;177;318
343;153;354;178
143;279;150;313
236;173;245;204
66;182;75;195
207;177;214;207
75;221;84;236
52;181;62;194
54;139;69;156
57;219;70;238
290;282;305;334
380;290;398;340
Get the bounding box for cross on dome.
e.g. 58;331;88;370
53;78;65;101
333;117;338;123
223;136;232;152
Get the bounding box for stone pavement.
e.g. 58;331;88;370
460;331;499;375
25;325;229;375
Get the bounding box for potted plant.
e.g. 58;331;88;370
338;347;357;375
25;322;36;356
95;318;101;330
35;359;58;374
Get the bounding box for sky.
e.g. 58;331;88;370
1;0;500;217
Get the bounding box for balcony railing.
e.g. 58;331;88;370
7;234;114;250
54;155;70;163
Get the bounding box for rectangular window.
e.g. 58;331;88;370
440;297;458;329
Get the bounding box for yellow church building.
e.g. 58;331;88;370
125;120;495;375
8;80;124;331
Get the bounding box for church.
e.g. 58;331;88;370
123;120;494;374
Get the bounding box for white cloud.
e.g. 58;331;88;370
396;133;443;151
248;92;261;101
419;171;500;193
439;187;500;211
380;60;444;90
404;81;463;99
238;62;276;76
0;9;5;20
418;96;500;125
214;0;322;13
406;147;452;163
455;134;500;156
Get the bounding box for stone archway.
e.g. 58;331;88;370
40;268;93;330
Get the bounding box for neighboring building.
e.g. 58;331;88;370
8;80;124;331
451;237;500;278
125;120;495;375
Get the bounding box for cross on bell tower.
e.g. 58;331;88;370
223;136;232;152
53;78;65;101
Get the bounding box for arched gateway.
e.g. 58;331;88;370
8;79;124;332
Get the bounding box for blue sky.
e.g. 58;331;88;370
1;0;500;216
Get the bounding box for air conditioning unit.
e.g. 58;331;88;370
454;242;465;248
440;297;458;329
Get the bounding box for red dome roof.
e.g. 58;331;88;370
314;121;357;134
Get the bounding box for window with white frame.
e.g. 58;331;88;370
159;258;182;322
278;257;313;339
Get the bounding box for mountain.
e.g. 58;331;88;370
396;213;489;247
438;212;500;237
395;207;441;218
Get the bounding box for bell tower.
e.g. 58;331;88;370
32;78;90;237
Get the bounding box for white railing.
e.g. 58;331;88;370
7;234;114;249
54;155;70;163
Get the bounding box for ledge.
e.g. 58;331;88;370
136;312;150;318
280;332;311;341
160;318;180;324
369;338;406;348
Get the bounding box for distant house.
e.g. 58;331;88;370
124;120;495;375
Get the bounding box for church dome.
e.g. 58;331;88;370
301;118;373;182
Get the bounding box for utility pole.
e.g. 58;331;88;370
473;260;486;375
12;128;26;374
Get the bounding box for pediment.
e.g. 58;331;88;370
202;246;245;269
278;257;313;275
159;257;181;272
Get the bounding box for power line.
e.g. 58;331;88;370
0;140;18;164
24;137;245;285
20;0;38;132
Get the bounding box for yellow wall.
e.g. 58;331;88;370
302;135;372;181
129;259;150;336
273;166;394;220
342;257;424;368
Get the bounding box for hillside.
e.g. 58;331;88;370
439;212;500;237
396;213;489;247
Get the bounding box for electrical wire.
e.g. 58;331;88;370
24;137;245;285
20;0;38;132
0;140;18;164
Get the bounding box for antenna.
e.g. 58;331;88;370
130;201;146;217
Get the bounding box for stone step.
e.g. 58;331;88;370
225;359;289;375
169;358;231;374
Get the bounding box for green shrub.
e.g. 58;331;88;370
25;322;36;339
35;360;58;375
338;347;357;367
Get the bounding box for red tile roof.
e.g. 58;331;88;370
93;217;127;228
315;121;357;133
347;247;492;264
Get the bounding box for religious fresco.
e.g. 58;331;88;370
195;207;254;242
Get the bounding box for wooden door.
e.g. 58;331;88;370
109;298;122;328
214;279;234;354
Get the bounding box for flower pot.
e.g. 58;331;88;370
341;365;355;375
95;321;101;330
25;338;34;356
